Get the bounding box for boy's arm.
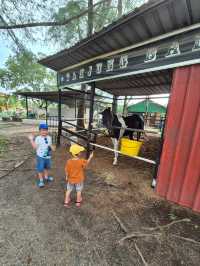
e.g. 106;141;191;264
86;152;94;165
49;136;56;151
50;145;56;152
28;134;37;149
65;162;69;181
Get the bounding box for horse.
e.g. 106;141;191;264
100;107;144;165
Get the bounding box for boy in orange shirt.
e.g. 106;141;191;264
64;144;93;207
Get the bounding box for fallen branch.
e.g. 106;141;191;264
0;168;10;171
171;234;200;245
14;160;26;168
134;243;148;266
111;209;128;233
46;188;62;192
20;168;36;171
0;156;32;179
142;218;191;231
0;159;18;162
119;232;161;244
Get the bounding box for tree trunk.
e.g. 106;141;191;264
77;0;94;128
88;0;93;36
117;0;123;17
77;84;86;128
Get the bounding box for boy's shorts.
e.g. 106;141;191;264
66;182;83;192
36;156;51;172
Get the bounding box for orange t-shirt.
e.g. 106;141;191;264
65;159;87;184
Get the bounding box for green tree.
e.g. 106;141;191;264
0;0;63;51
48;1;88;48
48;0;117;48
0;50;56;92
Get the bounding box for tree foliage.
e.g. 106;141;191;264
0;50;56;91
0;0;148;52
48;0;88;47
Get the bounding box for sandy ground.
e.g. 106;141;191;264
0;122;200;266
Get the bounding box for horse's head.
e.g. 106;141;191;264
100;107;113;133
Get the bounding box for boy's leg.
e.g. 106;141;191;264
44;159;53;182
36;156;45;187
64;183;73;207
44;169;48;179
76;183;83;206
64;190;71;204
38;172;44;180
37;172;45;187
76;191;82;203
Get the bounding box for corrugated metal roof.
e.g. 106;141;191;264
95;69;172;96
156;65;200;213
39;0;200;71
17;91;90;107
128;99;166;113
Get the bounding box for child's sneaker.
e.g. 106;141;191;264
45;176;54;182
37;180;45;188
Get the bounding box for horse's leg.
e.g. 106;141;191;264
143;132;149;141
137;132;140;141
151;178;157;188
112;138;119;165
129;131;133;140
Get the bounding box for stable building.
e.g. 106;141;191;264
38;0;200;213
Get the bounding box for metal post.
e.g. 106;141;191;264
57;74;62;146
45;100;48;124
74;96;77;119
145;96;149;126
25;96;28;118
87;82;95;158
112;95;118;114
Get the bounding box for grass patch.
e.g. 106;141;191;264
0;136;8;155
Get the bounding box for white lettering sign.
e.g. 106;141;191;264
106;59;114;72
60;75;65;83
165;42;180;57
79;68;85;79
72;72;77;81
66;73;70;82
145;48;157;62
193;36;200;51
87;66;93;77
96;63;103;74
119;55;129;68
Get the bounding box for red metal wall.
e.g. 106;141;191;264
156;65;200;212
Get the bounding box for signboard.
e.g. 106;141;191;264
58;28;200;86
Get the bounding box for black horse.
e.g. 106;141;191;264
100;107;144;165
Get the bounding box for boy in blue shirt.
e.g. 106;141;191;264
28;123;55;188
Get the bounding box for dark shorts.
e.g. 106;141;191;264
36;156;51;172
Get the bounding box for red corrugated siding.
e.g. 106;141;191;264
156;65;200;213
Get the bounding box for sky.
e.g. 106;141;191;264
0;39;11;67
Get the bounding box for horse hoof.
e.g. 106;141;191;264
113;161;117;165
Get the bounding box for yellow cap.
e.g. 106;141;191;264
69;144;85;156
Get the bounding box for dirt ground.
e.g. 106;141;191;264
0;122;200;266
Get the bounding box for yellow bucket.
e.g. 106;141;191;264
120;138;142;156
